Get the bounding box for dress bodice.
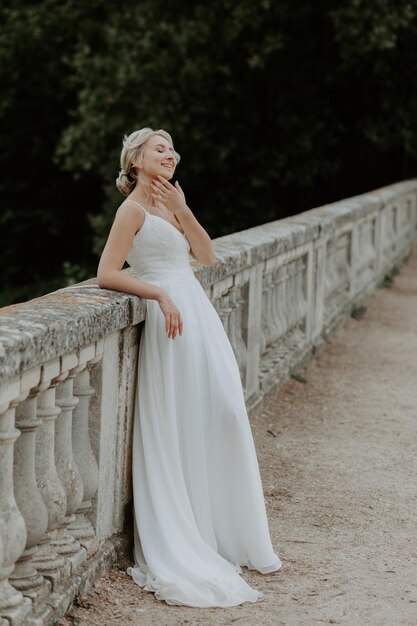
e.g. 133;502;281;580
126;208;195;282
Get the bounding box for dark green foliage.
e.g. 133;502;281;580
1;0;416;305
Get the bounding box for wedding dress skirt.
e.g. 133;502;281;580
124;202;282;607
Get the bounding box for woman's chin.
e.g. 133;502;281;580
159;168;174;180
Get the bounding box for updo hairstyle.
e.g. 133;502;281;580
115;127;181;196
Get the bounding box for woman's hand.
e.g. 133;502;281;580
151;175;187;215
157;291;183;339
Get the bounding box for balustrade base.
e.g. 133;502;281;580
258;325;309;394
51;527;86;572
9;570;44;596
32;557;71;592
24;536;124;626
78;536;98;557
10;546;45;597
65;546;88;573
0;597;32;626
247;332;323;419
22;579;51;606
67;514;98;556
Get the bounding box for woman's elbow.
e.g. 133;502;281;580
191;253;217;265
97;271;112;289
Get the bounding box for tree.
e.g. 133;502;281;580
1;0;416;305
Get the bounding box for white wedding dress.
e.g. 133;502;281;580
125;199;282;607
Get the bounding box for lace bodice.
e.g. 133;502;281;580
125;202;194;282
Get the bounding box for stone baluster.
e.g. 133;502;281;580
218;292;234;337
332;242;340;291
289;258;297;324
389;206;397;256
386;213;394;261
369;219;377;265
291;258;302;326
272;265;285;342
211;295;221;318
382;208;389;254
0;382;30;619
225;288;237;346
358;225;366;278
259;270;276;382
374;210;384;278
268;265;280;344
53;353;86;570
11;390;49;597
266;272;276;347
357;223;363;267
33;362;68;585
244;261;263;399
339;235;350;283
325;243;335;302
281;263;291;335
331;242;338;297
323;244;331;302
274;265;283;338
227;286;247;379
259;279;267;355
288;260;299;330
290;259;300;326
67;343;101;554
349;224;359;298
362;221;370;268
295;257;307;326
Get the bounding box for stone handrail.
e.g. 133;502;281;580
0;179;416;625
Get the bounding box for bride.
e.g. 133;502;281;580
97;128;282;607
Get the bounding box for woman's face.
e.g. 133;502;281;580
139;134;177;180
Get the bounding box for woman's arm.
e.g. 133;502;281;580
175;206;217;265
97;204;163;301
152;176;216;265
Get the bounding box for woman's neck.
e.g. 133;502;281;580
129;181;155;209
129;182;168;216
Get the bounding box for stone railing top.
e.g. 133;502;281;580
1;178;416;385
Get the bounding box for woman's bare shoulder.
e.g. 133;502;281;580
113;198;146;236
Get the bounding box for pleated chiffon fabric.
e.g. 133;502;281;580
125;202;282;607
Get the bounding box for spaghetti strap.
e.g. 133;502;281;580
126;198;149;214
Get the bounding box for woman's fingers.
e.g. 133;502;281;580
152;176;179;199
165;312;182;339
172;315;179;339
157;175;174;189
152;178;170;192
152;182;165;199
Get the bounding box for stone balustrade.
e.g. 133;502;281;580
0;179;416;625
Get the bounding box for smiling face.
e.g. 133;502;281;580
138;134;177;181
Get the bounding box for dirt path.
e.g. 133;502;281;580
61;245;417;626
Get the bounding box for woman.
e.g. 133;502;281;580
97;128;282;608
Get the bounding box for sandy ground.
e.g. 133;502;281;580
60;245;417;626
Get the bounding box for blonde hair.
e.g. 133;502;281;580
115;127;180;196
